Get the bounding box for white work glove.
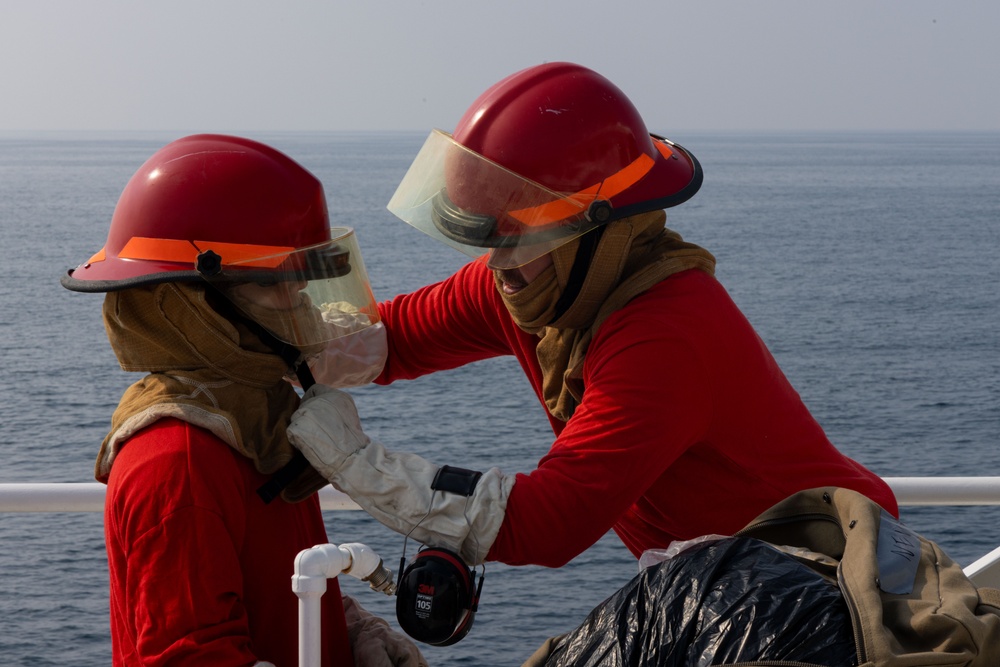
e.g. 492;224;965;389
343;595;428;667
306;321;388;388
288;385;514;565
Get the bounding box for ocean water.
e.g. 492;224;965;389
0;131;997;665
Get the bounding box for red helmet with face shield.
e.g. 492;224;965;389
387;62;702;269
62;134;379;347
63;134;334;289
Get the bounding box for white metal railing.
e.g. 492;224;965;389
2;478;1000;513
0;482;362;512
882;477;1000;506
2;476;999;656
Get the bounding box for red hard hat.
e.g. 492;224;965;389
452;61;701;215
61;134;332;292
387;62;702;269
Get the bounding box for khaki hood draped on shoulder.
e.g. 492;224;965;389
98;282;327;503
496;210;716;421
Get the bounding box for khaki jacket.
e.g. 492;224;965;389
522;487;1000;666
737;487;1000;667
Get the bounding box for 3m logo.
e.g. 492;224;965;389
418;583;435;595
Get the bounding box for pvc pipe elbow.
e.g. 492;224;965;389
291;542;395;596
338;542;383;579
292;543;354;596
340;542;396;594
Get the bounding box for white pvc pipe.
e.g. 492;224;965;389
292;543;394;667
293;544;353;667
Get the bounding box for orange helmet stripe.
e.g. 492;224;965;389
119;237;295;268
653;139;675;160
507;151;656;227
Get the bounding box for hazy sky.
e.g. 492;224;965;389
3;1;998;134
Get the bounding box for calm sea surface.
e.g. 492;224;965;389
0;131;997;665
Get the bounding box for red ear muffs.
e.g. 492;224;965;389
395;547;482;646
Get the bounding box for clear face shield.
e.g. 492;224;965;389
218;227;380;351
387;130;609;270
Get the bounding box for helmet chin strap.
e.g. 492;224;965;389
550;225;606;324
204;283;316;503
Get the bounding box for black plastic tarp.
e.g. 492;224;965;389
541;537;858;667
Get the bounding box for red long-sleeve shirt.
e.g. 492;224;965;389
376;260;898;567
104;418;353;666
